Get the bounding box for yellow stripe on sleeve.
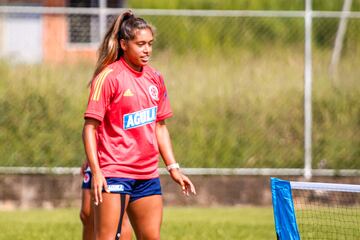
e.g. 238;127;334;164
91;74;103;100
91;70;107;101
91;68;113;101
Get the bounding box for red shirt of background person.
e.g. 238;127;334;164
82;9;196;240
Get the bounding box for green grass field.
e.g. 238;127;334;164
0;207;276;240
295;206;360;239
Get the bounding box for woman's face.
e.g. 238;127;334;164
121;28;153;71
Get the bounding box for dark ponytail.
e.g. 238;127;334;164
90;10;154;85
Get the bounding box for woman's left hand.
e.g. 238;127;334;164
169;169;196;196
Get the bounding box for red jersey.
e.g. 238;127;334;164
84;58;173;179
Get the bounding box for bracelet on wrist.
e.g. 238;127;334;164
166;163;180;171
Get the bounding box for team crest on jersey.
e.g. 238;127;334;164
123;106;157;130
83;172;90;184
148;85;159;100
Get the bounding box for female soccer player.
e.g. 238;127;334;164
79;161;133;240
82;10;196;240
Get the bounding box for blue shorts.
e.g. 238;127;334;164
81;171;162;202
106;177;162;202
81;170;92;189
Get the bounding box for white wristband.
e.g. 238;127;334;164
166;163;180;171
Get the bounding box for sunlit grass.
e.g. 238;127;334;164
0;207;275;240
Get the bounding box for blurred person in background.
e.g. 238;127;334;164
80;161;133;240
82;9;196;240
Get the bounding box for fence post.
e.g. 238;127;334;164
99;0;107;42
330;0;352;78
304;0;313;180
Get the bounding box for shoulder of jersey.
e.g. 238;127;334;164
90;67;115;101
144;65;162;79
98;61;125;82
95;67;115;83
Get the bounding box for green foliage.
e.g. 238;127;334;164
150;17;360;55
151;48;359;169
312;84;360;169
0;62;91;167
129;0;360;11
148;16;305;54
128;1;360;54
0;0;345;10
0;46;358;169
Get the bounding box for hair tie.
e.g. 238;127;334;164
122;10;134;22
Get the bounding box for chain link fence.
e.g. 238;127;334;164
0;6;359;174
312;16;360;170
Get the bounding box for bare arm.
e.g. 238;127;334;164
156;120;196;196
82;118;109;205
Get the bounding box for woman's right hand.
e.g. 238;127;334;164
169;169;196;196
83;118;107;205
91;171;110;205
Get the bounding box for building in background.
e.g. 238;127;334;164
0;0;125;63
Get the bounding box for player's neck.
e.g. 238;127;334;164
122;56;142;72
